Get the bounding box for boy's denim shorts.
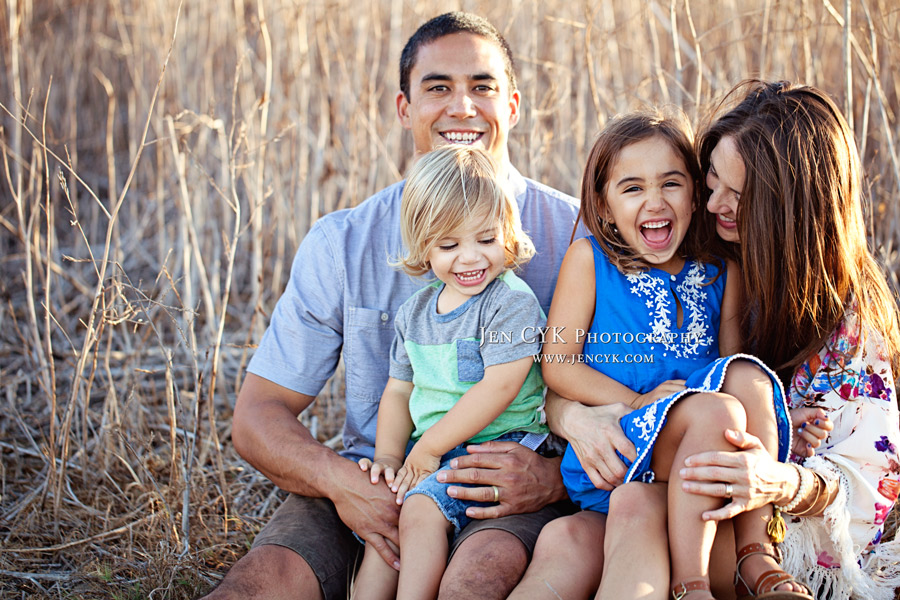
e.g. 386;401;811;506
405;431;525;534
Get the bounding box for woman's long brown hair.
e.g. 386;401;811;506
698;80;900;378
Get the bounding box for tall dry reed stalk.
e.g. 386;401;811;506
1;1;898;597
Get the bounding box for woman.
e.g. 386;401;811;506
681;80;900;599
512;81;900;599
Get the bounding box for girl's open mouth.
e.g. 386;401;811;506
641;220;673;249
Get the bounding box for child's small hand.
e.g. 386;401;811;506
632;379;687;409
392;446;440;503
358;456;403;486
790;407;833;458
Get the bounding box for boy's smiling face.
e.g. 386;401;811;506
427;210;506;313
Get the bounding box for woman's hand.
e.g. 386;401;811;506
680;429;798;521
790;407;833;458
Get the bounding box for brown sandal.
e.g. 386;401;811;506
734;543;813;600
671;577;713;599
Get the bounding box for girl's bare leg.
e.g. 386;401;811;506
595;482;739;600
596;482;668;600
396;494;453;600
508;511;606;600
709;523;737;600
351;542;400;600
652;392;748;598
721;362;808;594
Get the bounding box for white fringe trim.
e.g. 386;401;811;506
781;456;900;599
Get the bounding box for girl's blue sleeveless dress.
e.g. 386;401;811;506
559;237;791;513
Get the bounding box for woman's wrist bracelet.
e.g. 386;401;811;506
777;463;812;512
790;472;824;516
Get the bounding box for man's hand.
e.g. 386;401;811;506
330;466;402;570
556;401;635;490
435;441;566;519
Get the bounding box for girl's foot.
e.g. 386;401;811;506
734;543;813;599
671;577;715;599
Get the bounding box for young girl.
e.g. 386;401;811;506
542;110;803;599
351;146;550;600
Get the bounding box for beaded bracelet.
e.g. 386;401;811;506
790;472;824;516
778;463;812;513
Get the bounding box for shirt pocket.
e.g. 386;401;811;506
456;339;485;383
345;306;394;402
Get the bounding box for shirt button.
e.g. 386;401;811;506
381;313;389;322
670;275;677;282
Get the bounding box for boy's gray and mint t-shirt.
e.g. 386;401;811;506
247;167;582;460
389;270;548;443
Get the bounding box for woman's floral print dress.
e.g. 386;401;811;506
782;310;900;599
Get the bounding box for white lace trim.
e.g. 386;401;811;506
624;353;792;482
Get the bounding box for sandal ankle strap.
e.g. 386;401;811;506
672;579;709;599
736;542;782;563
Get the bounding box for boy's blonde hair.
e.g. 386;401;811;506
398;146;535;277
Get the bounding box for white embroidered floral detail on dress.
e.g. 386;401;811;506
625;261;713;358
634;400;659;441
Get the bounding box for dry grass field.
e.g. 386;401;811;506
1;0;899;597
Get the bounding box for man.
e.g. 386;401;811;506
203;12;625;600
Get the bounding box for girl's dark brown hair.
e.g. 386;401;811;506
698;80;900;376
577;108;717;273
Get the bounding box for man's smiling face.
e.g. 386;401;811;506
396;32;520;169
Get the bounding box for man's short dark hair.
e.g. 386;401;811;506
399;12;517;101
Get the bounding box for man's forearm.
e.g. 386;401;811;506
234;401;350;496
544;389;580;441
233;376;402;563
232;374;354;499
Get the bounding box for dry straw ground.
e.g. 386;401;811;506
1;0;899;598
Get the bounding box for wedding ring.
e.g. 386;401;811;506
491;485;500;503
725;483;733;499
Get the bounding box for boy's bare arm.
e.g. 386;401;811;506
365;377;414;486
414;357;533;459
392;357;534;498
